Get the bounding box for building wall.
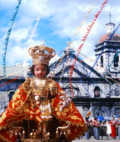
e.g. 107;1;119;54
0;91;9;114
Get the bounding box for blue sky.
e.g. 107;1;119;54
0;0;120;67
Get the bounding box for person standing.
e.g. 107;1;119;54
106;120;111;139
85;117;91;139
117;118;120;140
92;118;100;140
110;117;117;139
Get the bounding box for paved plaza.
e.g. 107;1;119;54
73;136;120;142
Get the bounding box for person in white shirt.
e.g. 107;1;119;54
106;120;111;139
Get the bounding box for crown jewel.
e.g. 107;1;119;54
28;45;56;65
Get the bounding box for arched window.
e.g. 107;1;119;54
114;54;119;67
94;86;100;98
100;56;103;67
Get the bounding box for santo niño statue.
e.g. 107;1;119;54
0;45;87;142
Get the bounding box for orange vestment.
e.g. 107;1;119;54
0;78;87;142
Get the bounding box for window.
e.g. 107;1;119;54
94;86;100;98
100;56;103;67
113;54;119;67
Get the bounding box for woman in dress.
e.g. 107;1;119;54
0;45;87;142
110;117;117;139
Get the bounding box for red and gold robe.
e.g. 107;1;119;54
0;77;87;142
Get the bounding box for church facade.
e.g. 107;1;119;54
49;21;120;119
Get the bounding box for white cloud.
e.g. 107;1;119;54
65;38;96;66
84;56;96;66
7;46;30;65
10;28;29;42
66;39;94;52
25;39;46;48
20;0;54;19
49;1;100;38
6;39;54;65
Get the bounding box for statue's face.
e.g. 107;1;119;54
34;64;47;78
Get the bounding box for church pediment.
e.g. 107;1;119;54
53;65;88;78
49;50;104;79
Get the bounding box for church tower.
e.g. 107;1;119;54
95;21;120;78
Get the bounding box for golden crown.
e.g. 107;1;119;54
28;45;56;65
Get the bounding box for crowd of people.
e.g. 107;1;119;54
85;116;120;140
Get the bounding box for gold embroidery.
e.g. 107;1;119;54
56;112;61;116
30;78;58;97
62;112;67;116
70;116;81;120
0;112;6;123
63;108;69;113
